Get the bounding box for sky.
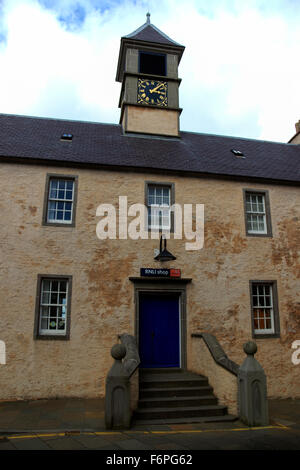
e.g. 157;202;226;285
0;0;300;142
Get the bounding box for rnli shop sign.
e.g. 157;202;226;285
140;268;181;278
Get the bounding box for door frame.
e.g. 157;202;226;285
132;280;189;370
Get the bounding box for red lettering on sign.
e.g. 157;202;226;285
170;269;181;278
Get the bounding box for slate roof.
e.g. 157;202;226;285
124;21;183;47
0;113;299;184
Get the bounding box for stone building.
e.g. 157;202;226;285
0;16;299;419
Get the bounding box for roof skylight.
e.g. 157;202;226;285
61;133;73;141
231;149;245;157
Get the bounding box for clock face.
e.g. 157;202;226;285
137;79;168;107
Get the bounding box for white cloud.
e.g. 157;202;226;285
0;0;299;142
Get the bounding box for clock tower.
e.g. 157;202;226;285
116;14;185;137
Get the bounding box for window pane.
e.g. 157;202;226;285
163;187;169;198
246;202;251;212
42;280;51;292
41;306;48;317
66;181;73;190
50;292;58;304
50;306;57;317
42;292;50;304
252;219;258;231
49;210;56;220
264;298;271;309
156;195;162;205
59;281;67;292
58;319;65;330
50;188;57;198
41;318;48;330
156;187;163;197
59;293;66;305
52;281;59;292
49;320;57;330
265;318;272;329
252;285;258;295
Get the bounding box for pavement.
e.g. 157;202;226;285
0;397;299;451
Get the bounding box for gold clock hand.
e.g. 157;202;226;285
150;83;164;93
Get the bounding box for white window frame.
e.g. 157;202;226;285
147;185;171;231
252;283;275;335
47;178;74;224
39;279;69;336
245;192;267;235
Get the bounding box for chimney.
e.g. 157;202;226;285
295;120;300;133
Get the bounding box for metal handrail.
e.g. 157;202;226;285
191;332;239;376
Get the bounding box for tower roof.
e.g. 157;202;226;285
116;14;185;82
124;13;183;47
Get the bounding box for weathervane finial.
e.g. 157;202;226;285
146;12;151;24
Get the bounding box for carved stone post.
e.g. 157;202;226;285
238;341;269;426
105;344;131;429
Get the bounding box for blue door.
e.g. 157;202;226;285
139;293;180;368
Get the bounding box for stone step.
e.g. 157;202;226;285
140;369;207;380
139;368;184;374
135;368;235;424
138;395;218;408
134;404;228;420
139;385;214;399
140;377;209;389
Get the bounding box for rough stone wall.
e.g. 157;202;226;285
124;105;179;136
0;162;299;401
190;337;238;415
